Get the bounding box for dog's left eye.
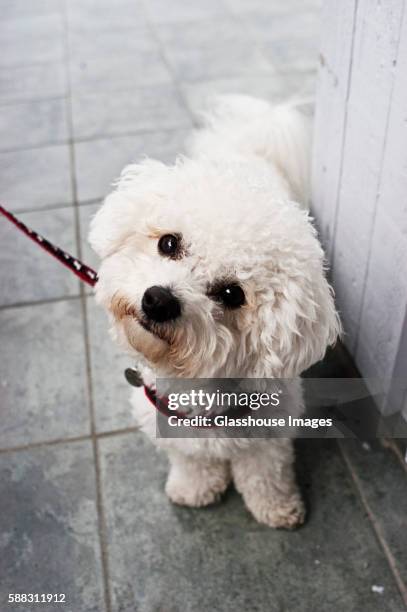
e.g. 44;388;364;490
158;234;180;258
213;284;246;309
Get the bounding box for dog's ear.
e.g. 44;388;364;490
88;191;136;259
89;159;169;259
257;274;341;377
282;277;341;375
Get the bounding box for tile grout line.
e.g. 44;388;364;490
0;294;82;312
97;426;139;439
3;197;101;216
0;434;91;455
0;123;190;156
0;426;139;456
338;441;407;608
0;93;67;109
138;0;199;128
79;173;115;612
380;438;407;477
61;5;112;612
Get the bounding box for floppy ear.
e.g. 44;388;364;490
88;191;137;259
281;276;341;376
257;273;341;377
88;159;169;259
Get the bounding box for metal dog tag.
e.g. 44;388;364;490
124;367;143;387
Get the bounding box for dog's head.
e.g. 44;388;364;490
89;157;340;378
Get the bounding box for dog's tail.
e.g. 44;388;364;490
190;95;311;207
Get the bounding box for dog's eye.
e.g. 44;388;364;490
216;284;246;309
158;234;180;258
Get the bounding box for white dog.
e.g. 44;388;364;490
89;95;340;528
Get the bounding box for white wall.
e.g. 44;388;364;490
312;0;407;414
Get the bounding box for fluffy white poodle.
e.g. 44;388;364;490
89;95;340;528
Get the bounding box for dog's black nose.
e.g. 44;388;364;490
142;286;181;323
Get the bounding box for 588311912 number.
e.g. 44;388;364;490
8;593;66;604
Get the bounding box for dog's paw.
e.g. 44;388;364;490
165;457;231;508
165;477;224;508
246;494;305;529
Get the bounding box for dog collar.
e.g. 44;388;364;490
124;367;199;422
124;367;252;428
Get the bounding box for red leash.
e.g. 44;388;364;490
0;204;98;287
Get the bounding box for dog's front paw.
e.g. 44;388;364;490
246;493;305;529
165;460;230;508
165;477;222;508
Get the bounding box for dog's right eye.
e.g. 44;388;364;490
158;234;180;258
219;284;246;309
209;282;246;309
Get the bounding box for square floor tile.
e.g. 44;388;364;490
0;300;90;449
99;434;404;612
86;298;136;433
0;145;72;212
0;62;66;104
0;14;65;67
0;440;106;611
72;85;191;141
0;207;79;305
0;99;68;152
75;129;188;203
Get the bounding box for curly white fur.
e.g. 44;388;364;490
89;95;341;529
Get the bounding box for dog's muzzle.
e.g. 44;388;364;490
141;285;181;323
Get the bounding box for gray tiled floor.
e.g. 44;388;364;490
0;441;105;612
0;98;69;152
100;434;405;612
0;62;67;104
1;14;65;67
0;145;72;211
69;53;172;94
74;128;188;203
67;25;156;60
85;297;136;433
66;0;148;31
0;207;79;305
0;300;90;448
155;19;275;82
1;1;406;611
71;85;191;141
